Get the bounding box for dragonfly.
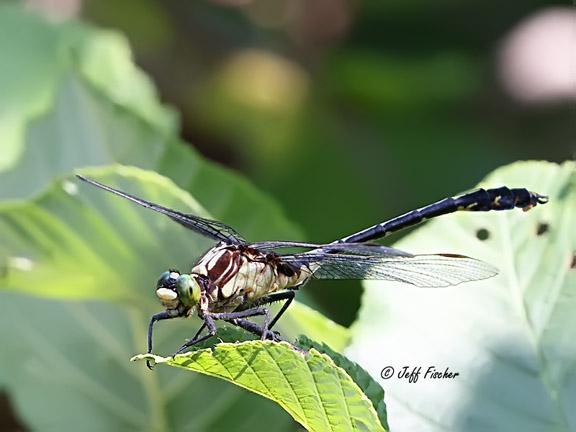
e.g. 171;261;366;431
76;175;548;368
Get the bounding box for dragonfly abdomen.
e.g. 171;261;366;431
337;186;548;243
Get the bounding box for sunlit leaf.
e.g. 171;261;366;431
283;302;350;352
0;3;175;192
133;341;386;432
298;335;388;430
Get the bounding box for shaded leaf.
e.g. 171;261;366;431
0;292;295;432
0;3;175;194
347;161;576;432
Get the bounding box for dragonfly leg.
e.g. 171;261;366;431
260;312;270;341
172;308;274;356
191;322;207;339
211;308;272;341
171;315;217;357
226;318;283;342
227;318;305;353
209;307;268;320
266;291;295;330
147;311;176;370
238;290;295;331
210;307;281;341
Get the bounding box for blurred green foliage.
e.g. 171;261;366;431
0;0;571;430
83;0;572;325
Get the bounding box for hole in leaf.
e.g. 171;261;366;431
536;222;549;236
476;228;490;241
0;392;26;431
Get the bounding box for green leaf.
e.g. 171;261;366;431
347;161;576;432
0;4;64;172
283;301;350;352
0;3;175;191
133;341;386;432
0;166;349;430
158;142;306;244
298;336;388;430
0;166;210;302
0;4;307;258
0;292;296;432
0;5;349;430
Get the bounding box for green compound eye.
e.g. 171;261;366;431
176;274;201;307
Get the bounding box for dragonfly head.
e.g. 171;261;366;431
156;270;201;310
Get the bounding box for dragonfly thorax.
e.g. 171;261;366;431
190;244;309;312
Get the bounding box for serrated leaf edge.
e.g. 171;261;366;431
132;341;386;432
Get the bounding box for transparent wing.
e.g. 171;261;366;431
249;241;328;250
281;251;498;287
250;241;413;257
76;175;245;244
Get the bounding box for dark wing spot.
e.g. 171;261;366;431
438;253;469;258
476;228;490;241
571;253;576;270
536;222;549;236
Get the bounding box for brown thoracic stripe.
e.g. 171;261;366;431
207;249;231;281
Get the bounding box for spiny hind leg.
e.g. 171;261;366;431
172;308;270;356
236;290;296;337
172;315;217;356
210;307;273;342
225;317;283;342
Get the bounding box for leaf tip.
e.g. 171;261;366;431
130;353;161;363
